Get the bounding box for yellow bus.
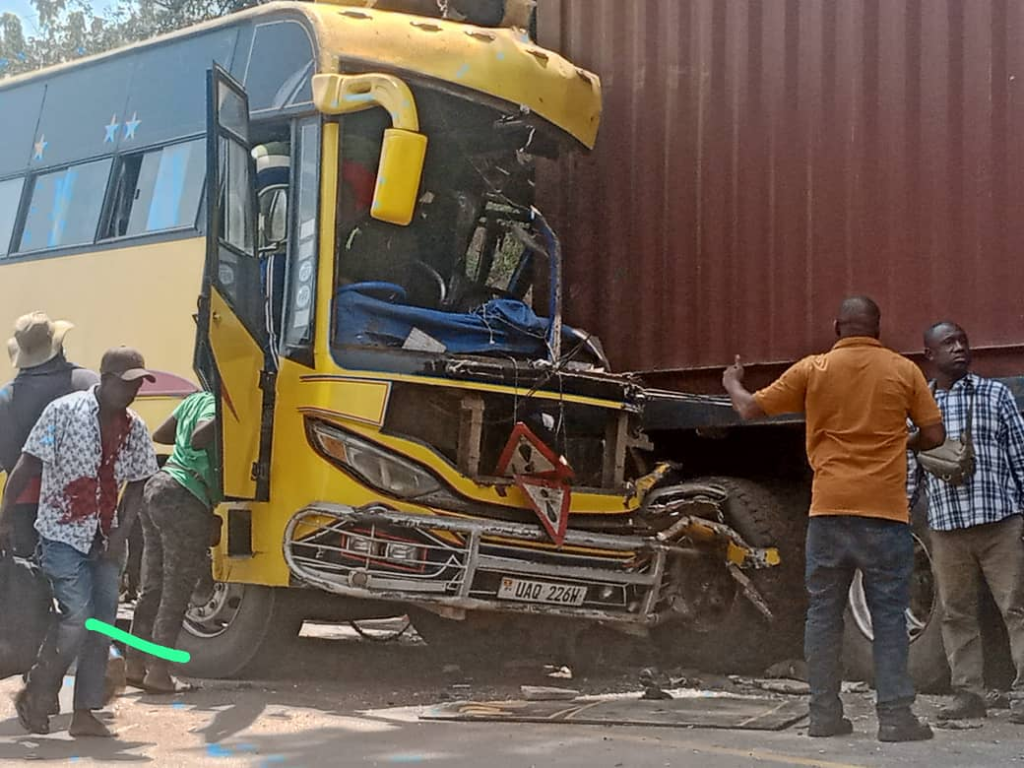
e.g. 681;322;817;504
0;0;782;676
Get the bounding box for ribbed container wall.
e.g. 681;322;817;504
537;0;1024;392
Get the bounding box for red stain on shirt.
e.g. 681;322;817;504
58;412;130;535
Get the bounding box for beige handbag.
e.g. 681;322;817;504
917;384;976;486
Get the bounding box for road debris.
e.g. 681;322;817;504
764;659;809;682
639;668;674;700
987;690;1011;710
521;685;580;701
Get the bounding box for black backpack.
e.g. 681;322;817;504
0;552;53;680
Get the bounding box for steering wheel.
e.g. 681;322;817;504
407;260;448;307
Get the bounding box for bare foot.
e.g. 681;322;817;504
69;710;115;738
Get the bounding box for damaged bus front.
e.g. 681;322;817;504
186;1;788;675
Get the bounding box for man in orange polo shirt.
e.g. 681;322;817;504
723;296;945;742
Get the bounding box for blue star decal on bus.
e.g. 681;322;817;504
124;112;141;140
33;135;47;161
104;115;120;143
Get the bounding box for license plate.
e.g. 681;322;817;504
497;577;587;606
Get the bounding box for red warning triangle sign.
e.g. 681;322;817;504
515;475;572;546
496;422;574;481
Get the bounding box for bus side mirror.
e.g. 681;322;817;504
372;129;428;226
311;72;429;227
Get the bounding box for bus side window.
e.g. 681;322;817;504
101;140;205;240
0;177;24;258
18;160;111;253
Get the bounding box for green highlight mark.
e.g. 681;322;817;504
84;618;191;664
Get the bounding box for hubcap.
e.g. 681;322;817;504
848;533;934;643
183;578;244;639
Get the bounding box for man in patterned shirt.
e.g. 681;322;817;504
0;347;158;738
909;322;1024;723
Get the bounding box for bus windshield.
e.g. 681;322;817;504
330;86;596;367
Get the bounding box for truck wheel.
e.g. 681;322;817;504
655;477;807;673
177;581;304;679
842;502;949;692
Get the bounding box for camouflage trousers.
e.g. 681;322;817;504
128;471;210;672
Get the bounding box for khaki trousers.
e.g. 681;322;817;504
931;514;1024;702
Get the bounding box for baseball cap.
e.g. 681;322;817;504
8;312;74;369
100;347;156;383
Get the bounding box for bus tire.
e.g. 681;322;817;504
842;502;950;693
654;477;807;673
178;583;304;679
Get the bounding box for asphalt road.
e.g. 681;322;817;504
0;624;1021;767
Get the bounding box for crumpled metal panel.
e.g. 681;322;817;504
538;0;1024;392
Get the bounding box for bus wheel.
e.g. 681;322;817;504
653;476;807;673
178;581;303;679
842;502;949;693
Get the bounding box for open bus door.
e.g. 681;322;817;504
194;64;275;501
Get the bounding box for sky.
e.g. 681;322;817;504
2;0;120;37
1;0;42;35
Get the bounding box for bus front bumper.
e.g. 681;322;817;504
283;503;778;627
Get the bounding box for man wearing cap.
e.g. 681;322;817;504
0;347;158;738
0;312;98;557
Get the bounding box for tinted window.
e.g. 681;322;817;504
0;178;25;257
18;160;112;252
33;62;133;169
0;85;45;177
103;140;205;239
245;20;315;113
120;29;238;149
220;138;255;255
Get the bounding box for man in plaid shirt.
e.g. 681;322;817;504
909;322;1024;723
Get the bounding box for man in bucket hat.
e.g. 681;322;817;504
0;313;98;557
0;347;158;738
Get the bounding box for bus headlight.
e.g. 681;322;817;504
310;421;443;500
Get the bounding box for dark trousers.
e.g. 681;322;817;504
931;514;1024;708
129;472;210;673
805;515;916;722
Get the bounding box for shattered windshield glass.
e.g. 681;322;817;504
331;85;600;368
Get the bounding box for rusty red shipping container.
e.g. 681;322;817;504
536;0;1024;393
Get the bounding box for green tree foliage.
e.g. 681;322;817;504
0;0;256;78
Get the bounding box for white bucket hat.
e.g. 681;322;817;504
8;312;74;369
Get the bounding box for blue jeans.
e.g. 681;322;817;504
25;538;121;712
805;515;916;722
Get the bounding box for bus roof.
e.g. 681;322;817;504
0;1;601;150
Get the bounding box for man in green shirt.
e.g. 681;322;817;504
127;391;219;693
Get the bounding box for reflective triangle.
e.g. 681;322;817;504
496;422;574;480
516;475;572;546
